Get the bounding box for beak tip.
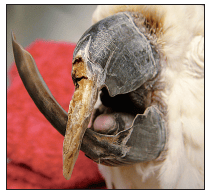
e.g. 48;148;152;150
63;160;73;180
63;171;71;180
11;30;16;42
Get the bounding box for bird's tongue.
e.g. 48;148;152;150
90;111;135;135
93;114;116;133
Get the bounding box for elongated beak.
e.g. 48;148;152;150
11;11;166;182
11;31;68;136
63;59;99;180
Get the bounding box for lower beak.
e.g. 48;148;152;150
63;61;98;180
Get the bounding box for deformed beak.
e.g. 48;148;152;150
11;11;166;182
63;59;99;180
62;11;162;179
11;31;68;136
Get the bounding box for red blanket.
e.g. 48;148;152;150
7;40;106;189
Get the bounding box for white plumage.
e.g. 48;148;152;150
92;5;204;189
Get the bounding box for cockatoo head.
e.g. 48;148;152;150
12;11;167;180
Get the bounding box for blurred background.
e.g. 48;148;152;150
7;5;97;87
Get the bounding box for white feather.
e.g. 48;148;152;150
92;5;204;189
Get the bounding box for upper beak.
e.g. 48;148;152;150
73;12;160;97
63;11;161;179
63;58;99;179
11;11;166;181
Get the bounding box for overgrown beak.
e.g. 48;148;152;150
63;58;99;180
63;11;162;179
12;11;166;182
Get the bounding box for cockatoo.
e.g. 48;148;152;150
12;5;204;189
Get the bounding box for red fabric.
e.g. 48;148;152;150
7;40;106;189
